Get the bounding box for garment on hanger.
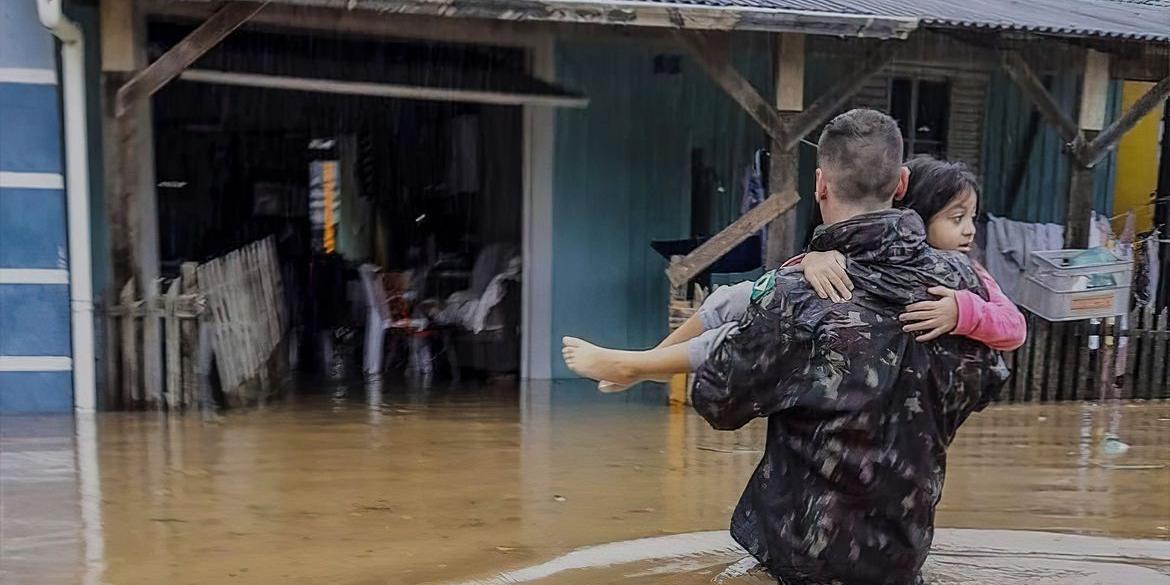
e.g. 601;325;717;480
741;150;768;260
1133;229;1162;308
983;214;1065;302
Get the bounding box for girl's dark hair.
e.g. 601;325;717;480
900;156;980;223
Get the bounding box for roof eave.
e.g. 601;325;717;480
262;0;920;39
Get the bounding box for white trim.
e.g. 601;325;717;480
0;171;65;189
0;269;70;285
0;67;58;85
0;356;73;372
521;39;557;380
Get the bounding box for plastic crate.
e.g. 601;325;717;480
1017;249;1132;321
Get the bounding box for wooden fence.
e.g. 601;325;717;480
106;237;288;409
997;307;1170;402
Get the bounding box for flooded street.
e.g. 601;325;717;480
2;381;1168;585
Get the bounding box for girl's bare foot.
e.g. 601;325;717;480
562;337;639;385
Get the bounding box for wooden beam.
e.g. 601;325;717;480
1001;52;1084;149
179;69;589;108
780;43;897;152
666;190;800;288
676;31;789;145
115;1;268;116
1083;75;1170;167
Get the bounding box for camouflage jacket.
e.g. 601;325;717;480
692;208;1009;585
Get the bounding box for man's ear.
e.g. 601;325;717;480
815;168;829;201
893;166;910;201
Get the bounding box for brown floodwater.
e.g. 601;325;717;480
2;380;1168;585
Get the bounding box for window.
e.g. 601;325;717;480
890;78;950;158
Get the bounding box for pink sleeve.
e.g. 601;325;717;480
953;264;1027;351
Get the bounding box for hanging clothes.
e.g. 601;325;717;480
741;150;768;261
1133;229;1162;308
982;213;1065;302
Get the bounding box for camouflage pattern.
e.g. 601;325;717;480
692;208;1009;585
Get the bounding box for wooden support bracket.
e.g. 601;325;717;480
675;31;789;145
1082;75;1170;167
780;44;897;152
669;34;900;286
115;1;268;117
1000;52;1085;153
666;190;799;288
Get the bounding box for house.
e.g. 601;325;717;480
1;0;1167;412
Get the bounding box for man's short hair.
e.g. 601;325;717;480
817;109;904;204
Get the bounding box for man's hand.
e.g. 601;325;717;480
900;287;958;341
792;250;852;302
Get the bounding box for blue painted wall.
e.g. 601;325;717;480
0;0;73;412
549;37;770;377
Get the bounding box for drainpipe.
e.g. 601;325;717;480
37;0;96;413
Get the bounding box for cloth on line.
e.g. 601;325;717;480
982;213;1065;303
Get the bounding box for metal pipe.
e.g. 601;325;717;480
37;0;97;413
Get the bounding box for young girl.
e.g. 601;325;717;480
563;156;1026;389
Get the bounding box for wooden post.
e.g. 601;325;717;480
1066;165;1096;248
1066;50;1111;248
766;33;805;268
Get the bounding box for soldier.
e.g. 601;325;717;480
691;109;1007;585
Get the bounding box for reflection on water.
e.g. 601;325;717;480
1;380;1168;585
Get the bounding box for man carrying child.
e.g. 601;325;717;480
568;109;1009;585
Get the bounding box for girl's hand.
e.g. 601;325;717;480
793;250;852;302
900;287;958;341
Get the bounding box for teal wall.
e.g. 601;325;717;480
981;70;1119;224
549;37;770;377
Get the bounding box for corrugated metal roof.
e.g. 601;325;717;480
630;0;1170;41
215;0;1170;41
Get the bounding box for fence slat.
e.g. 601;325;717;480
104;298;120;409
120;279;139;404
1138;308;1155;398
1122;309;1140;400
181;263;199;407
143;278;164;407
165;278;182;409
1154;309;1168;399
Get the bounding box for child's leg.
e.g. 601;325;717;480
595;280;754;391
563;337;692;386
563;325;734;387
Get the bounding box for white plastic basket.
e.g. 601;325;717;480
1017;249;1132;321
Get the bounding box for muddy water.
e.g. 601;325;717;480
2;380;1168;585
